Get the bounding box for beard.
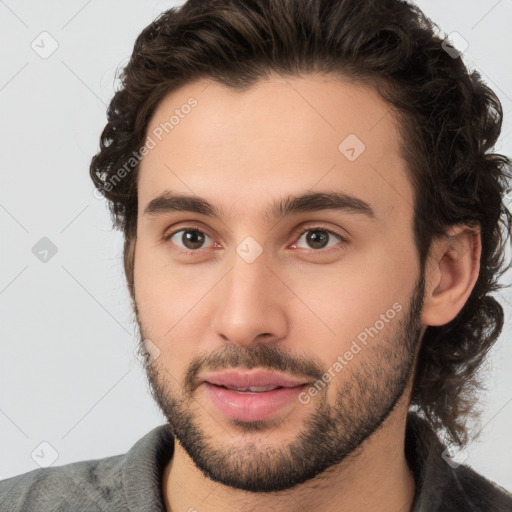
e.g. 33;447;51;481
135;269;425;493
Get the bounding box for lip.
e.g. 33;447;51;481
201;369;309;389
200;369;310;422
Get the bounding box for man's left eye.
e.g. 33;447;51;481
293;228;346;250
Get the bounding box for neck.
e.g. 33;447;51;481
162;401;416;512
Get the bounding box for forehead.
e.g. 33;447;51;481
137;74;414;225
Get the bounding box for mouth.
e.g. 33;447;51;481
200;369;311;422
212;384;285;392
201;368;309;389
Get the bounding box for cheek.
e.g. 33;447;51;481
134;247;215;377
134;239;215;325
287;262;394;334
284;245;415;360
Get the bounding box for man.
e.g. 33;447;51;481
1;0;512;510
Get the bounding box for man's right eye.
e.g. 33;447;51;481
164;228;217;253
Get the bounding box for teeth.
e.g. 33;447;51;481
225;385;280;392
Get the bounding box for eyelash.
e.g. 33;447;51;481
163;225;348;256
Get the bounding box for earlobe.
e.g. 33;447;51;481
421;225;481;327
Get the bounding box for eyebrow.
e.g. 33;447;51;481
143;190;376;222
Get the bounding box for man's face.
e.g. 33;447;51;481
133;74;425;492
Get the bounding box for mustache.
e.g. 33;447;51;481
184;343;325;394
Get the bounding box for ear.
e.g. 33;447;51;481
421;224;481;327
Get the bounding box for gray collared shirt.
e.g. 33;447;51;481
1;412;511;511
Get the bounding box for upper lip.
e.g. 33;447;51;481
201;369;310;388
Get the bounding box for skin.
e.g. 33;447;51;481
132;73;481;512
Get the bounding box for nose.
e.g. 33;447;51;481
210;247;289;347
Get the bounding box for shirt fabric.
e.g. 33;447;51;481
1;412;511;511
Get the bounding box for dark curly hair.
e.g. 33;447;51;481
90;0;512;446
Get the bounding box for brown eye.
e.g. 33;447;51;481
295;229;344;250
167;229;212;251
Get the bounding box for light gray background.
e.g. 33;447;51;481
1;0;511;492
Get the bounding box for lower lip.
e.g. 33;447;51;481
203;382;307;422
